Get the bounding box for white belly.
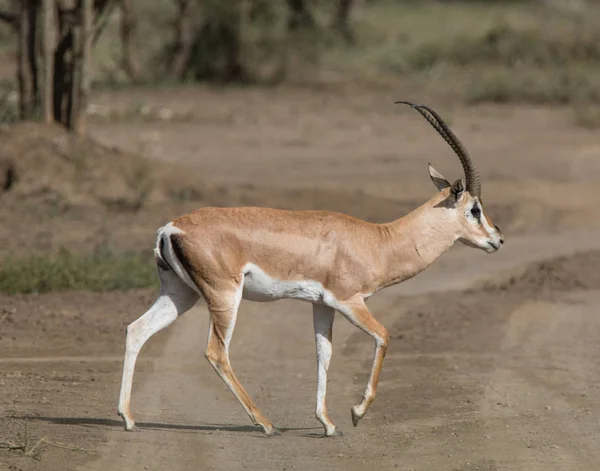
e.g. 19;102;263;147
241;263;328;303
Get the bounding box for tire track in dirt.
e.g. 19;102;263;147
0;356;124;364
79;309;213;471
80;229;600;470
476;294;600;470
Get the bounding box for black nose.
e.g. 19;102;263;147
494;225;504;245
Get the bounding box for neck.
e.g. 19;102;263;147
376;191;457;289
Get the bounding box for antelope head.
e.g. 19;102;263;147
397;101;504;253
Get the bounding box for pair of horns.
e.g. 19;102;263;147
396;101;481;199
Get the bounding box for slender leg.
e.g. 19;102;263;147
204;286;278;436
117;264;198;431
313;304;340;437
337;298;389;427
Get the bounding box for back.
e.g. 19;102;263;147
172;206;385;297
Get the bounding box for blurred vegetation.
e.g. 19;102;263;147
1;0;599;112
0;246;158;294
96;0;600;108
337;1;600;104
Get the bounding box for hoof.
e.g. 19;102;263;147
122;420;137;432
265;427;282;437
326;428;344;437
118;411;136;431
351;406;361;427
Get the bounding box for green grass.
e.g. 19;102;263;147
0;247;158;294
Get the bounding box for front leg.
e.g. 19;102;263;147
337;298;389;427
312;304;341;437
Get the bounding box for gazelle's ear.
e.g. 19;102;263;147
428;163;451;191
450;179;465;203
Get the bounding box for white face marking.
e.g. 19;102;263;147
465;201;482;225
480;210;495;235
461;198;502;253
469;200;495;236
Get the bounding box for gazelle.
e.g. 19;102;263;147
117;101;504;437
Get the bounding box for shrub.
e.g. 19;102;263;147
0;247;158;294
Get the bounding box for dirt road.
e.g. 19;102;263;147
2;88;600;471
76;227;600;471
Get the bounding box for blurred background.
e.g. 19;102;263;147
1;1;600;470
2;0;600;127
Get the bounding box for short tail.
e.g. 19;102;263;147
154;222;201;295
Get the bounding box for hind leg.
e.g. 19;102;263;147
203;283;277;435
117;263;198;430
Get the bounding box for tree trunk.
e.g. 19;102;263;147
170;0;196;80
53;4;73;125
223;0;244;82
17;0;33;119
27;1;39;109
0;1;18;29
119;0;140;81
68;10;80;130
18;0;37;120
52;0;112;131
71;0;92;134
41;0;54;123
333;0;355;45
92;0;116;45
287;0;314;31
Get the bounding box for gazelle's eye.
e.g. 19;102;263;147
470;205;481;219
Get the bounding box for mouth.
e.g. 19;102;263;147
486;241;499;252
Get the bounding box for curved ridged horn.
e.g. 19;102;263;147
395;101;481;198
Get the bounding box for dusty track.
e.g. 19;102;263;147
83;228;600;471
2;87;600;471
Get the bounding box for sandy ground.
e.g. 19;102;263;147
1;86;600;471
